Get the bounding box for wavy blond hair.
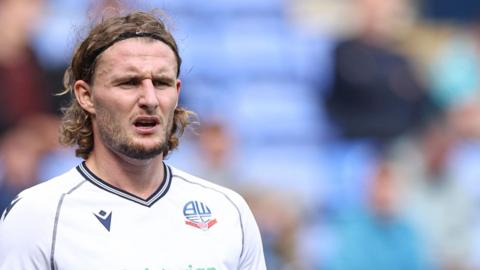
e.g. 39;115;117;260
59;11;195;159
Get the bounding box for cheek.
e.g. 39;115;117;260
94;93;133;114
94;101;128;127
158;93;179;112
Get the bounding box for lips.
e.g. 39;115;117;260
133;116;160;134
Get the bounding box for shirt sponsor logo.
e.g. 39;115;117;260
183;201;217;231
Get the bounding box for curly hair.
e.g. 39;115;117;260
59;11;195;159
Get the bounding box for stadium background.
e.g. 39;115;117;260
2;0;480;269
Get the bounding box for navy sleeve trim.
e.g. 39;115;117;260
1;196;22;221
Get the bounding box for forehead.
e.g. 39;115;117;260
94;38;178;77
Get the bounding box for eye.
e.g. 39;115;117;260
118;78;139;88
152;79;171;88
126;79;138;85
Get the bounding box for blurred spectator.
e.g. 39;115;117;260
0;0;63;211
195;121;239;189
0;0;50;134
325;158;429;270
192;120;307;268
392;114;475;270
324;0;427;143
246;189;305;270
428;26;480;110
428;21;480;139
389;7;480;268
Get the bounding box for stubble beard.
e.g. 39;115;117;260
96;107;173;160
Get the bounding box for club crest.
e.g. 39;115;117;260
183;200;217;231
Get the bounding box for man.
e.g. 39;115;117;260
0;11;266;270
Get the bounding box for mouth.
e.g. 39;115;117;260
133;116;160;132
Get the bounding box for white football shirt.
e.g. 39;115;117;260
0;162;266;270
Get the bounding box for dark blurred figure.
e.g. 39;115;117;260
0;0;61;210
326;158;430;270
325;0;427;143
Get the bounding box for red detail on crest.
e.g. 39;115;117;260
185;219;217;230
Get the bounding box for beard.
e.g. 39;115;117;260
95;106;173;160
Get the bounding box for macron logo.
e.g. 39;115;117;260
94;210;112;232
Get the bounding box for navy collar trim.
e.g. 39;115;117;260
76;161;171;207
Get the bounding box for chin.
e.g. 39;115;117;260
118;144;166;160
134;138;166;150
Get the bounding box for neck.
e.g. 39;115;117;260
85;147;165;200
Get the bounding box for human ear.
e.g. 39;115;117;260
74;80;95;114
175;79;181;107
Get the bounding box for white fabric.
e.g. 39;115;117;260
0;162;266;270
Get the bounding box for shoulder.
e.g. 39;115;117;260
0;167;85;239
168;165;267;269
2;166;86;219
0;166;86;267
168;165;260;236
168;165;248;207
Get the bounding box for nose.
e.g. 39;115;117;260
138;79;159;111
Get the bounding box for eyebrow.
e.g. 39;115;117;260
110;73;176;84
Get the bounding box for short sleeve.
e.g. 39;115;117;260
0;192;53;270
235;195;267;270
